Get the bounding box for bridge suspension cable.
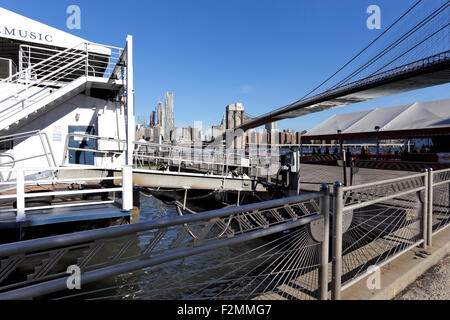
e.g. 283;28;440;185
299;0;424;100
330;1;449;90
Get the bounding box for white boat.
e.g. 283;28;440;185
0;7;135;237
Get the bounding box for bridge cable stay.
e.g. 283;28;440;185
330;1;449;89
298;0;424;101
51;226;319;300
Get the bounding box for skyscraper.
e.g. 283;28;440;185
150;111;156;128
164;92;174;141
157;101;164;138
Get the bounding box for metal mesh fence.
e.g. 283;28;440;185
341;192;422;287
432;169;450;235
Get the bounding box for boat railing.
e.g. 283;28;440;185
0;165;131;222
61;132;127;168
16;43;124;82
0;130;57;181
0;41;126;130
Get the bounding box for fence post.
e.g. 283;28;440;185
16;168;26;222
319;184;330;300
421;169;428;250
332;181;344;300
427;168;433;247
122;165;133;211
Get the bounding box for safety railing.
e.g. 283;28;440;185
134;140;279;178
0;166;132;222
61;132;127;168
0;130;57;182
430;168;450;237
0;190;329;300
330;167;450;299
18;43;124;81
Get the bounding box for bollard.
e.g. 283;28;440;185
122;165;133;211
319;184;330;300
427;168;433;247
332;181;344;300
420;169;428;250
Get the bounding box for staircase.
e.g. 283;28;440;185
0;42;120;132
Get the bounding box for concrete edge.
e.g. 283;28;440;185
341;227;450;300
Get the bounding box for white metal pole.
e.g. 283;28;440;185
126;35;135;167
16;169;26;222
123;35;135;212
122;165;133;211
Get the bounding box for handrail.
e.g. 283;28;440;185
0;165;130;221
0;42;86;86
0;191;323;257
0;130;57;175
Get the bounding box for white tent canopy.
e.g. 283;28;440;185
304;98;450;137
0;7;110;55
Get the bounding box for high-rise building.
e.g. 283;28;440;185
164;92;174;141
157;101;164;138
265;122;277;132
226;103;245;150
150;111;156;128
211;114;226;140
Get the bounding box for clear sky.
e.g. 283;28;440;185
2;0;449;132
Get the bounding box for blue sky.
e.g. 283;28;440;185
2;0;449;132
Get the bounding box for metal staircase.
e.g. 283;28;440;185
0;42;124;132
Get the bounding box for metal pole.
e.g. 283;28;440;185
125;35;135;167
319;184;330;300
332;181;343;300
16;168;26;222
342;149;347;186
85;43;88;76
427;168;433;247
122;165;133;211
421;169;428;250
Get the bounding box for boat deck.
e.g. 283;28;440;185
0;202;129;229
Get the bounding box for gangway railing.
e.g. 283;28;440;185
134;140;280;179
61;134;281;179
